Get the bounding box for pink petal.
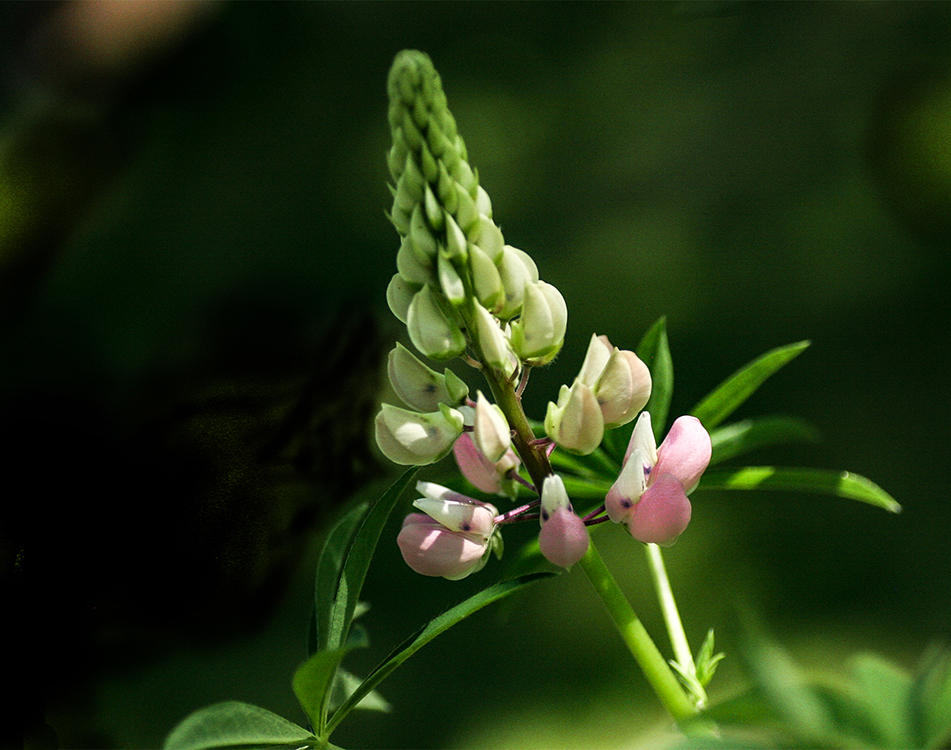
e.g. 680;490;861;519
625;473;692;547
453;432;503;494
538;507;589;568
652;416;711;493
397;519;488;579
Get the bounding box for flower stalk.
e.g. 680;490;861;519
578;539;699;727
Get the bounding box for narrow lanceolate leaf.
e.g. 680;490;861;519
163;701;316;750
697;466;901;513
708;416;820;465
637;316;673;444
313;502;369;654
325;573;554;736
325;468;418;653
691;341;810;431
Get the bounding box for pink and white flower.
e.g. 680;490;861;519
605;412;711;546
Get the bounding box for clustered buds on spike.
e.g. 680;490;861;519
378;51;713;579
383;49;565;375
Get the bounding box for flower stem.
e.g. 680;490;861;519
578;539;698;727
644;543;697;682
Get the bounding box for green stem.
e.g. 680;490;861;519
644;543;696;678
578;539;698;727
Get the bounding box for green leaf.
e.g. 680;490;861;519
328;669;392;715
163;701;317;750
911;645;951;749
325;572;554;736
636;316;673;445
691;341;810;430
697;466;901;513
292;649;348;737
313;502;369;654
844;652;915;748
325;469;418;653
709;416;820;465
695;629;726;688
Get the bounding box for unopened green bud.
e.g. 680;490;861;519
469;244;505;312
397;236;432;286
470;214;504;263
406;285;466;360
453;181;479;234
544;380;604;455
388;343;468;412
496;245;539;319
444;213;468;261
475;185;492;217
437;250;466;305
473;302;517;378
409;203;438;263
375;402;464;465
510;281;567;366
473;391;511;463
387;273;419;324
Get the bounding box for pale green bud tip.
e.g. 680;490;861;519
374;403;464;465
510;281;567;366
543;380;604;455
473;391;511;463
406;285;466;360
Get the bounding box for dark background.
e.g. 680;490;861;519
1;2;949;748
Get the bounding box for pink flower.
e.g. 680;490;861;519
605;412;711;546
396;482;500;580
538;475;589;568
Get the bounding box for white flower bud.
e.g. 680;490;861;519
473;391;511;463
472;303;517;378
469;244;505;312
406;285;466;360
510;280;567;366
386;273;419;324
374;403;464;465
544;379;604;455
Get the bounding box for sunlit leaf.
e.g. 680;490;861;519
709;416;820;465
691;341;810;430
697;466;901;513
163;701;317;750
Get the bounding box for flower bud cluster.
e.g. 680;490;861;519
384;50;566;372
379;51;713;581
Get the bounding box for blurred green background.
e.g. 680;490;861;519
2;2;950;748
